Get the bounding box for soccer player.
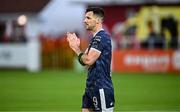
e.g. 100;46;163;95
67;7;115;112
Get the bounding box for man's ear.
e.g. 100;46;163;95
97;17;103;23
96;18;101;24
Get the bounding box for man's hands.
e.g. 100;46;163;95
67;32;100;66
66;32;81;55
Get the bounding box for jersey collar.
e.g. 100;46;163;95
93;29;104;37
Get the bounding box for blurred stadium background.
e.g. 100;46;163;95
0;0;180;111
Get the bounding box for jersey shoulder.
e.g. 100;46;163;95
95;30;111;42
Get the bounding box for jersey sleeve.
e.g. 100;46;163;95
91;36;103;53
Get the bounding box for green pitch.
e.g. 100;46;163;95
0;70;180;111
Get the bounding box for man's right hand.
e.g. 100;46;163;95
66;32;81;55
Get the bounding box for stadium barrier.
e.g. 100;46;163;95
0;39;41;72
40;35;88;70
0;35;88;71
112;49;180;72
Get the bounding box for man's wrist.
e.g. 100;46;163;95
75;49;81;56
78;52;86;66
71;46;80;55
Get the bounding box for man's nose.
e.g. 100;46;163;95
84;18;87;23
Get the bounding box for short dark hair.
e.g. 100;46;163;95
86;7;105;21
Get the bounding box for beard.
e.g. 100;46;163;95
85;24;94;31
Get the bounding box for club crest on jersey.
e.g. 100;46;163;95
93;36;101;48
94;36;101;42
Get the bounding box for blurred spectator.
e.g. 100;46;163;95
112;22;125;49
112;18;139;49
161;15;179;49
0;21;6;42
0;20;27;43
111;8;140;49
123;23;138;48
141;20;165;49
10;20;27;43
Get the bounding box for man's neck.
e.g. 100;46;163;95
92;24;103;37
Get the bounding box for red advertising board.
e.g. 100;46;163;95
112;49;180;72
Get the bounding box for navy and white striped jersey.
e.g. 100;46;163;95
86;30;113;90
